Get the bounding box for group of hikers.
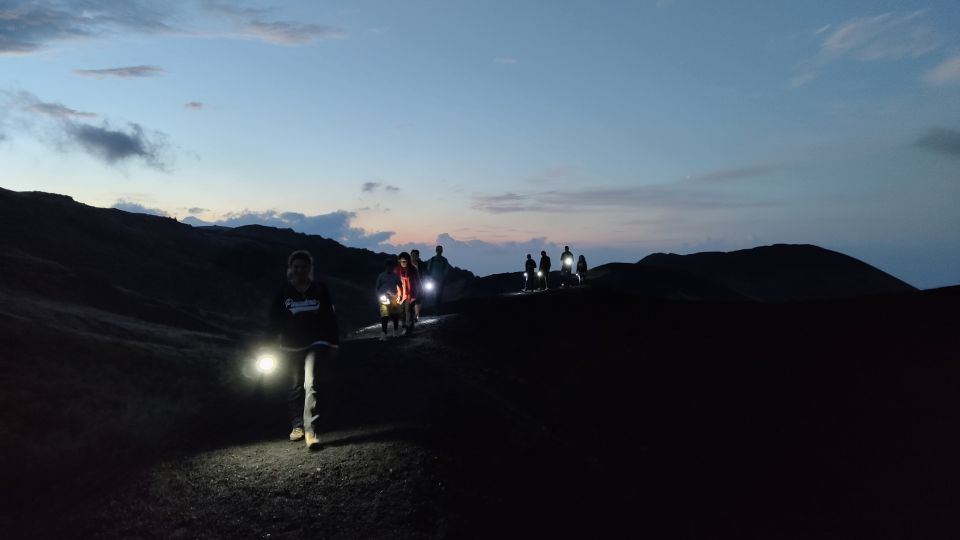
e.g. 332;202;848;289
375;246;451;341
524;245;588;291
266;244;590;449
265;247;451;449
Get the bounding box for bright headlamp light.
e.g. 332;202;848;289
255;355;277;375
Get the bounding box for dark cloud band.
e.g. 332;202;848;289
74;65;163;79
915;127;960;157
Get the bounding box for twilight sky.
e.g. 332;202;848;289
2;0;959;287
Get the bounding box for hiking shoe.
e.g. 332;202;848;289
305;431;322;450
289;427;304;441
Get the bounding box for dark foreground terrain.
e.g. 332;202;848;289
2;283;960;539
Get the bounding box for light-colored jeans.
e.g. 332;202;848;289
287;346;335;435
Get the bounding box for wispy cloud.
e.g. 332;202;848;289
924;52;960;86
821;11;936;61
494;57;518;65
184;101;204;110
246;20;346;45
0;1;346;54
24;100;97;119
202;1;347;45
472;183;773;214
111;199;168;216
0;1;176;55
683;164;781;183
356;203;391;213
474;164;780;213
74;65;163;79
184;209;394;248
792;10;939;87
914;127;960;158
361;182;400;193
4;90;172;170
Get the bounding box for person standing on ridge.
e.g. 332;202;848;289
410;249;427;321
576;254;588;285
395;252;421;335
267;250;340;451
560;245;574;287
376;258;402;340
427;245;451;306
524;253;537;292
539;250;552;290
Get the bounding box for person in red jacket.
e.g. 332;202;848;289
394;252;421;335
267;250;340;450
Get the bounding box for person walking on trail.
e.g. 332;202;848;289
395;252;421;335
427;245;451;306
539;250;552;290
576;254;588;285
559;246;574;287
410;249;427;321
524;253;537;292
376;258;402;341
267;250;340;451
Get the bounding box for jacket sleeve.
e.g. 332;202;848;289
319;282;340;346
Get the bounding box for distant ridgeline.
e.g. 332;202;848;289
633;246;915;302
458;246;915;302
0;188;473;336
0;188;919;339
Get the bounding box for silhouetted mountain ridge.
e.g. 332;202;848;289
457;244;916;301
1;187;920;340
638;244;915;301
0;188;474;335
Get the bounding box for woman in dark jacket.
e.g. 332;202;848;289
267;250;340;450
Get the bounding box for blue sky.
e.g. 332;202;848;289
2;0;959;287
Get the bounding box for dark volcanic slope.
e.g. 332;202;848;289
436;284;960;539
456;244;917;302
3;275;958;538
585;262;747;300
639;243;916;301
0;188;473;334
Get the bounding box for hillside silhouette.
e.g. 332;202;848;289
637;244;916;301
0;188;473;335
458;244;915;301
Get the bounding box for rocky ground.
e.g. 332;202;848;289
6;316;600;539
3;284;960;539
